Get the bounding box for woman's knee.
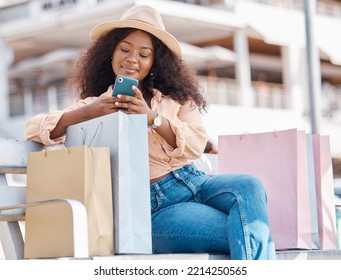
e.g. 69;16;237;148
201;173;267;202
238;174;267;202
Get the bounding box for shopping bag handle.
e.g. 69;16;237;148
41;146;70;156
78;121;103;146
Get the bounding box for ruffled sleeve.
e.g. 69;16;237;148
24;97;96;146
25;111;65;145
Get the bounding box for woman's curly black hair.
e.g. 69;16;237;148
68;28;207;112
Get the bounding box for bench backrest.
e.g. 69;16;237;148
0;138;43;215
0;138;43;174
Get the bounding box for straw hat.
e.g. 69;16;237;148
89;5;182;57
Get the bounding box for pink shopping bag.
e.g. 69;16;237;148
313;135;337;249
218;128;312;250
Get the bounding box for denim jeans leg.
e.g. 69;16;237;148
150;165;276;260
152;201;230;254
151;169;230;254
197;173;276;260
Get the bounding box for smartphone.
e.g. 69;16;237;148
112;75;139;97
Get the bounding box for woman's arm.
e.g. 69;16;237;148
147;113;177;148
50;95;118;139
25;86;118;145
152;99;208;160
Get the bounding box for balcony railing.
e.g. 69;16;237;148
8;75;341;121
252;81;290;109
198;76;290;109
8;86;77;118
1;0;341;27
0;0;101;25
241;0;341;18
199;77;240;106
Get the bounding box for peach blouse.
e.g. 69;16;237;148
25;89;208;179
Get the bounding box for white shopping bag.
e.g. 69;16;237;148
66;111;152;254
306;133;320;249
194;153;218;176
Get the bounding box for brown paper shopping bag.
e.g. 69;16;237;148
218;128;312;250
24;146;113;259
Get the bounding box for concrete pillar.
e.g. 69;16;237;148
47;86;58;111
281;44;305;116
233;28;253;107
0;40;14;121
304;0;322;134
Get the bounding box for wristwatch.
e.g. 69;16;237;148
150;113;162;129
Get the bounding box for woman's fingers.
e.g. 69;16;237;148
132;85;144;100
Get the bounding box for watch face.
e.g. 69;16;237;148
154;115;162;126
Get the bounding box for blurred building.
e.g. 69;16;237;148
1;0;341;178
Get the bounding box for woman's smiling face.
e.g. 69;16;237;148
112;30;154;82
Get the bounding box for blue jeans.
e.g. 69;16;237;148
150;165;276;260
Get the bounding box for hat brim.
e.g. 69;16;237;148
89;20;182;58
